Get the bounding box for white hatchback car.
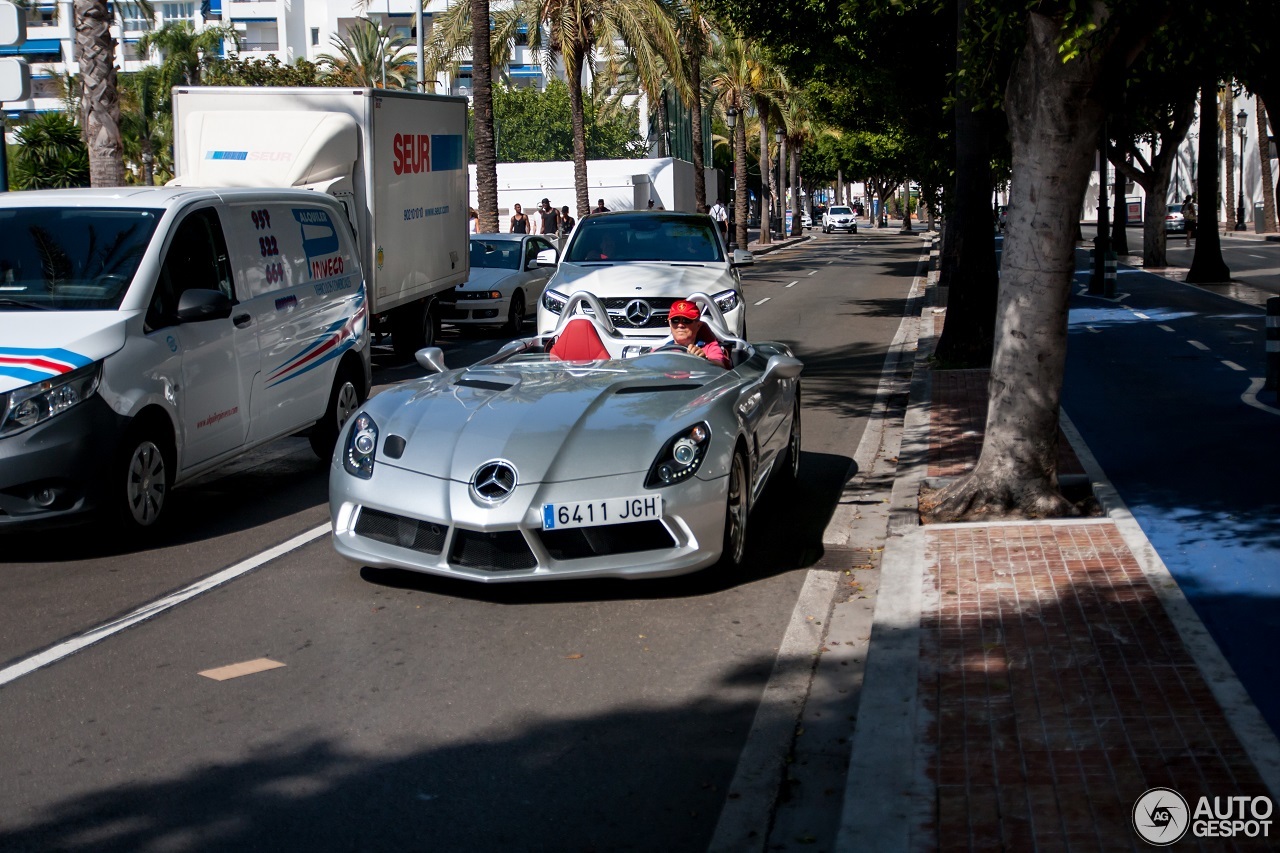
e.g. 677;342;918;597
443;233;558;333
536;211;753;341
822;206;858;234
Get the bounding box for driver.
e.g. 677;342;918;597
666;300;730;368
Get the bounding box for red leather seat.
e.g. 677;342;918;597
549;318;610;361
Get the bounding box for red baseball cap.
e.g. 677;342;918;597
669;300;700;320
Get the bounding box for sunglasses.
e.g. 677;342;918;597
669;316;696;327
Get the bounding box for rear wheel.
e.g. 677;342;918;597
111;421;174;531
392;298;439;361
310;363;364;459
717;450;749;571
504;290;526;334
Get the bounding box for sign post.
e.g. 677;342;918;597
0;0;31;192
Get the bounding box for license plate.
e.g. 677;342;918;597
542;495;662;530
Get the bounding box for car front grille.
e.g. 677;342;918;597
355;508;447;555
597;297;678;329
448;528;538;571
538;520;676;560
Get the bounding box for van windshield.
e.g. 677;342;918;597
0;208;162;311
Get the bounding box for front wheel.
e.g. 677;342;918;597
504;291;526;335
111;423;174;531
310;364;364;459
778;396;802;486
717;450;749;572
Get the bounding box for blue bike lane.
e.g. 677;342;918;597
1062;256;1280;735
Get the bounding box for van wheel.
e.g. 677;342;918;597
112;423;174;531
504;291;525;334
392;299;439;361
311;364;364;459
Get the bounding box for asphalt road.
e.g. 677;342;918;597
0;229;917;852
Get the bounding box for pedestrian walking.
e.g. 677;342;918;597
1182;194;1197;246
510;203;530;234
709;199;728;240
558;205;575;252
539;199;560;237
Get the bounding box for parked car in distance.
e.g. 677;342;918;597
537;211;751;340
1164;203;1186;234
442;234;558;333
822;206;857;234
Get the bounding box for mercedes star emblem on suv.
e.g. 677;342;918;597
624;299;652;326
471;461;518;503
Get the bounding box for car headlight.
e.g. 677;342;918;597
713;289;740;315
0;361;102;437
343;412;378;479
646;422;711;488
542;289;568;315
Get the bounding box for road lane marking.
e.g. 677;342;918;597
786;281;798;288
1221;360;1247;371
1236;324;1257;331
1244;378;1280;416
1086;326;1102;333
807;270;817;276
1158;325;1176;332
1133;311;1150;319
199;658;286;681
0;524;330;689
755;297;771;306
1188;340;1210;350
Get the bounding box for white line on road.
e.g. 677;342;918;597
1221;360;1247;371
1158;325;1176;333
1244;378;1280;416
754;297;771;306
786;281;798;288
1087;326;1102;333
1237;324;1258;331
807;270;817;276
1188;340;1211;351
0;524;331;689
1133;312;1150;319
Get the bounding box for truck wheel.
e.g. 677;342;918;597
392;299;439;361
310;362;364;459
112;421;174;531
504;291;526;335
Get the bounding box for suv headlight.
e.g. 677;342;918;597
343;412;378;479
542;289;568;315
713;289;740;315
646;422;711;488
0;361;102;437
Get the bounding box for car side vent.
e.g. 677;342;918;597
384;435;407;459
355;508;447;554
615;384;703;395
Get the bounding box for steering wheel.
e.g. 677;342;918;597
649;343;691;355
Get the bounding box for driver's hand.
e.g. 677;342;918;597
687;344;706;358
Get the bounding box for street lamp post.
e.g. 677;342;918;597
774;127;785;239
726;106;739;250
1236;108;1248;231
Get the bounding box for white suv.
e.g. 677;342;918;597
822;206;858;234
536;211;753;340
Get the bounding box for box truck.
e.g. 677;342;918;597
171;87;469;358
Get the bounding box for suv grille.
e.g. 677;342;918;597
601;297;678;329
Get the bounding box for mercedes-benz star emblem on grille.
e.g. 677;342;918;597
471;461;518;503
624;299;652;326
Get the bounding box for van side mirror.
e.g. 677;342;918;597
536;248;559;267
415;347;447;374
175;289;234;323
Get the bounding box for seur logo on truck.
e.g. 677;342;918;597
392;133;464;175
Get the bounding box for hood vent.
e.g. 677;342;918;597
455;377;517;392
614;384;703;395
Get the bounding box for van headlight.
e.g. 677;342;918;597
542;289;568;315
713;289;740;314
646;422;711;488
343;412;378;479
0;362;102;437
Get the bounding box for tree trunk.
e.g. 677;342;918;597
472;0;499;233
778;136;787;230
1110;165;1129;255
1258;99;1276;233
929;11;1111;521
790;147;801;237
734;108;748;248
1188;80;1230;283
690;50;706;211
1224;93;1236;232
567;43;590;217
75;0;125;187
757;107;771;244
899;179;913;232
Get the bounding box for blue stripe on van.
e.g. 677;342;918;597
205;151;249;161
430;135;464;171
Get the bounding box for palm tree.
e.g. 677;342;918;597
471;0;500;233
672;0;717;210
74;0;125;185
318;19;415;89
776;84;810;237
707;34;768;248
11;111;90;189
119;66;170;185
136;20;239;87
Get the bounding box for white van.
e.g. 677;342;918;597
0;186;371;531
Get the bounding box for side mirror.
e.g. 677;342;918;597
763;354;803;383
731;249;755;267
415;347;447;374
175;289;234;323
536;248;559;267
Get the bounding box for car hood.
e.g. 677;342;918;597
458;267;520;291
550;262;732;297
365;356;737;484
0;312;129;393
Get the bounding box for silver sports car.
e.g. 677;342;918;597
329;292;802;583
